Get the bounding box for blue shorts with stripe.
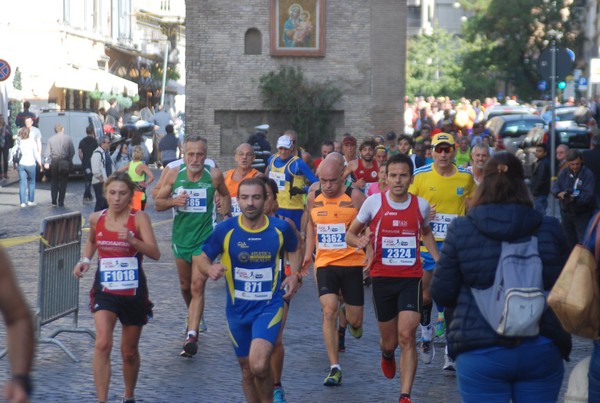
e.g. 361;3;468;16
226;299;284;358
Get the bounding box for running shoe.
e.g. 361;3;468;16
273;387;287;403
199;317;208;332
381;354;396;379
323;367;342;386
443;354;456;371
419;339;435;364
399;394;412;403
180;334;198;357
338;331;346;352
435;314;446;338
340;304;362;339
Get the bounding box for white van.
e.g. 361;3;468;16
37;111;104;174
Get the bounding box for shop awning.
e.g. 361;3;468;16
54;67;138;96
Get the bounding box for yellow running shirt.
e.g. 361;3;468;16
408;164;475;242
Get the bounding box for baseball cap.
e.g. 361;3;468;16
277;135;293;149
342;136;357;146
386;131;397;141
255;124;270;131
431;133;455;147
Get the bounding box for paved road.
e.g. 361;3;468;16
0;174;592;402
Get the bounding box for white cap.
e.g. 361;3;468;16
276;135;293;149
255;124;270;131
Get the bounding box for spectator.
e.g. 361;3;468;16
556;144;569;173
45;123;75;207
79;126;99;203
552;149;596;250
247;124;272;173
91;136;112;211
158;124;179;167
583;133;600;209
530;144;551;215
431;152;571;403
0;115;13;179
15;101;36;128
15;127;42;208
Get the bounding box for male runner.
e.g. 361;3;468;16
198;178;302;402
223;143;261;216
154;134;231;357
303;159;366;386
408;132;475;370
266;134;318;229
344;139;379;193
346;154;439;403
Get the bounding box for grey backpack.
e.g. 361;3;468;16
471;236;545;337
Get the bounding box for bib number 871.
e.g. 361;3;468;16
244;281;263;293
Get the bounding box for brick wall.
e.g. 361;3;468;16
185;0;406;169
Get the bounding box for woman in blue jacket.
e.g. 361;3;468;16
431;152;571;402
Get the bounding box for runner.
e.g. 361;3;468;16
344;139;379;193
303;158;367;386
73;172;161;403
223;143;261;217
266;134;318;230
408;132;475;370
198;178;302;403
154;134;231;357
346;153;439;403
260;176;301;403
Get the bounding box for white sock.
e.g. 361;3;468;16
187;330;197;338
331;364;341;370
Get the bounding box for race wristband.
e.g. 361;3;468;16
80;257;91;264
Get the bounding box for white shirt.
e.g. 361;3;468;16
18;137;41;166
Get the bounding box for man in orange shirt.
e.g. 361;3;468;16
302;158;366;386
223;143;261;216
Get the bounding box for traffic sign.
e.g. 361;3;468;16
0;59;10;82
578;77;588;90
538;47;573;82
537;80;548;91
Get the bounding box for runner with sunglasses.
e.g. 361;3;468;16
408;132;475;371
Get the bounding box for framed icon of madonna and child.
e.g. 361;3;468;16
270;0;326;57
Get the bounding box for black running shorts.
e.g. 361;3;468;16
372;277;422;322
316;265;364;306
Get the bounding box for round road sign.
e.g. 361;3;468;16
0;59;11;82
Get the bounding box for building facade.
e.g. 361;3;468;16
185;0;407;168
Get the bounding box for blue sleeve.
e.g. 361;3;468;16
281;221;298;252
202;222;226;260
292;159;318;184
578;169;596;206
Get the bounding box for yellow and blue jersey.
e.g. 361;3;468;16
202;214;298;315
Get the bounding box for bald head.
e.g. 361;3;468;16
317;151;344;176
318;158;344;198
319;158;344;178
235;142;255;169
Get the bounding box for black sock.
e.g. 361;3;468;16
274;383;282;388
382;351;394;359
420;302;432;326
401;393;411;398
338;326;346;335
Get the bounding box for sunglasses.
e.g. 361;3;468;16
434;144;454;154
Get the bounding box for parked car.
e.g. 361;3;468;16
486;114;546;154
37;111;104;175
484;104;536;120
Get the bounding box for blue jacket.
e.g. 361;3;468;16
430;203;572;360
551;165;595;214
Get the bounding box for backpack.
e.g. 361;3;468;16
471;236;546;337
12;141;22;164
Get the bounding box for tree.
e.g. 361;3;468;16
406;28;466;99
459;0;583;99
258;66;342;153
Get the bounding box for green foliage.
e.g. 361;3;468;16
12;67;22;90
151;62;180;82
459;0;583;99
406;28;466;99
259;66;342;152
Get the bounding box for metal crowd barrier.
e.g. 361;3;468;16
0;212;95;362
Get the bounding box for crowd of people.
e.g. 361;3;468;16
6;95;600;403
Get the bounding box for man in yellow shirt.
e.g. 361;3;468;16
408;132;475;371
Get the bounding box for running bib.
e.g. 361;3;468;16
234;267;273;301
431;213;457;240
317;223;347;249
269;171;286;191
382;236;417;266
176;188;207;213
99;257;139;291
231;197;242;216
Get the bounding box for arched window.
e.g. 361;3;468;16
245;28;262;55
